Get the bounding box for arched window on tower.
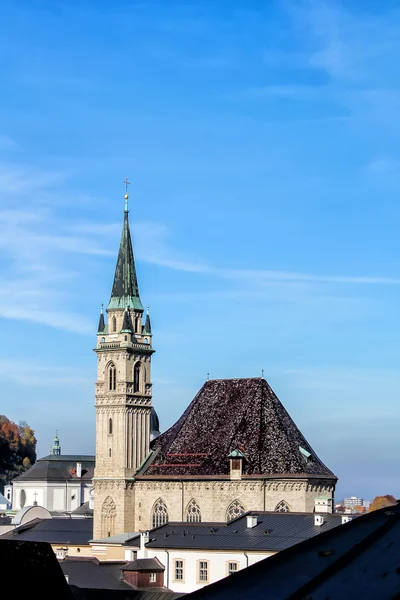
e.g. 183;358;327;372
186;499;202;522
108;363;116;391
135;317;139;333
226;499;246;522
112;316;117;332
275;500;290;512
133;362;141;393
108;418;113;435
152;498;169;528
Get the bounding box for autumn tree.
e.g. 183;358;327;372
368;495;397;512
0;416;37;491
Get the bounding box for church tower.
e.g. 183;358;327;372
93;187;155;538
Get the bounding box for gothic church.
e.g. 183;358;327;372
93;192;337;539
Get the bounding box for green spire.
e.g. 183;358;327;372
108;192;144;312
51;431;61;456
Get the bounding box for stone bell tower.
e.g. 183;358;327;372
93;185;154;538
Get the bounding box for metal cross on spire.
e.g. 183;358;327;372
124;177;131;194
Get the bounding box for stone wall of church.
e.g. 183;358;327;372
131;478;336;531
93;479;136;540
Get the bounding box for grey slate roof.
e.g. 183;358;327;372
72;502;93;516
91;532;141;545
123;558;165;572
13;455;95;482
146;378;336;479
0;517;93;545
62;558;184;598
145;511;348;552
185;504;400;600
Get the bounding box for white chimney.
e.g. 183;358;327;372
65;575;69;583
246;515;258;529
76;462;82;478
342;515;352;524
314;515;324;526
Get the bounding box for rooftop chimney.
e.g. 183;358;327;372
76;462;82;478
314;515;324;526
342;515;353;524
246;515;258;529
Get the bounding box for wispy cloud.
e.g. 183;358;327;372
134;221;400;286
0;359;91;386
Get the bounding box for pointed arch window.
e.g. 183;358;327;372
226;499;246;522
108;418;113;435
101;496;117;538
275;500;290;512
133;361;141;393
108;363;116;391
112;316;117;332
186;499;201;522
135;317;139;333
152;498;169;528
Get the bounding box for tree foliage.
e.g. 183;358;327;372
0;416;37;492
368;494;397;512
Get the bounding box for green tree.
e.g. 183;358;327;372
0;416;37;492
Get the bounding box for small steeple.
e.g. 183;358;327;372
98;304;105;333
143;305;152;334
50;431;61;456
121;307;133;333
108;183;144;312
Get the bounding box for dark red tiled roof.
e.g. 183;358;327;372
146;378;335;479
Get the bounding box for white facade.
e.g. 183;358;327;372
139;545;274;594
10;480;91;512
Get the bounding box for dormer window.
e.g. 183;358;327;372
228;449;245;480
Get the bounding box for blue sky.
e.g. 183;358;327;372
1;0;400;501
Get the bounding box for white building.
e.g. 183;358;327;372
6;452;94;513
344;496;369;509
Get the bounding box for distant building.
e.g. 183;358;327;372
6;435;94;513
344;496;370;509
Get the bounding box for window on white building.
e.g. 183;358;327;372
149;573;156;583
199;561;209;582
228;562;238;576
174;560;184;581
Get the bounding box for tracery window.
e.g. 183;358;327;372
133;361;141;393
275;500;290;512
186;499;202;523
112;316;117;332
226;499;246;522
108;363;116;391
151;498;169;528
101;496;116;537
